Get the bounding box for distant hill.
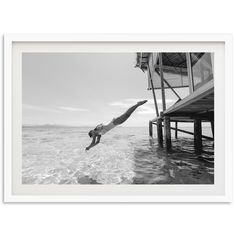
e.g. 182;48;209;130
22;124;93;128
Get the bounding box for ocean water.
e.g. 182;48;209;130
22;126;214;184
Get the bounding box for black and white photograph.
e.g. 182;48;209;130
22;52;214;185
1;0;235;235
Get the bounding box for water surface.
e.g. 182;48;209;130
22;126;214;184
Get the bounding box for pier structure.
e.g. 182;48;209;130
136;53;214;154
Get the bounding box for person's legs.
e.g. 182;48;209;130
113;100;147;125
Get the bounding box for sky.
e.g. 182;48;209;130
22;53;188;127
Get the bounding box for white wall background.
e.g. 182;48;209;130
0;1;235;236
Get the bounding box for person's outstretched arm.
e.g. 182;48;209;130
85;135;101;150
85;135;96;150
95;135;101;144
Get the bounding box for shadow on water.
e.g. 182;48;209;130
132;137;214;184
76;176;101;184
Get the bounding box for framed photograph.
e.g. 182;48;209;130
4;34;233;202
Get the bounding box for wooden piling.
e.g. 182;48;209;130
157;118;163;148
194;118;202;154
149;120;153;138
175;121;178;139
169;126;213;141
186;53;194;94
164;116;171;150
158;53;166;111
210;119;214;138
148;67;159;118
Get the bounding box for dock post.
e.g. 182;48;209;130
175;121;178;139
164;116;171;150
157;118;163;148
194;118;202;154
149;121;153;138
186;53;194;94
158;53;166;111
210;119;214;138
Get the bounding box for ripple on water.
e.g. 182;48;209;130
22;127;214;184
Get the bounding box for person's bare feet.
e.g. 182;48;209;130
137;100;148;106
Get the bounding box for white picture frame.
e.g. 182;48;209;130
4;34;233;202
